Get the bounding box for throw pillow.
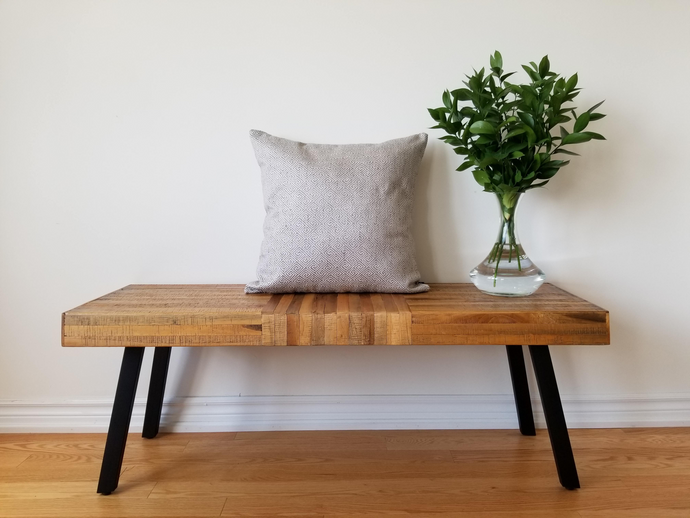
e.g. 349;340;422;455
245;130;429;294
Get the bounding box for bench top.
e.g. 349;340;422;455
62;283;609;347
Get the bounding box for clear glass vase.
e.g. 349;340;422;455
469;192;545;296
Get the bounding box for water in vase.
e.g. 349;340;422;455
469;192;545;296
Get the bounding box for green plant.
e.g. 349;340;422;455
428;51;605;199
428;51;606;286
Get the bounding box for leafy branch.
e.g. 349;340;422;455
428;51;606;208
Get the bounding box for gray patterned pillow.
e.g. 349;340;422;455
245;130;429;294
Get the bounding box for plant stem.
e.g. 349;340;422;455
508;219;522;271
488;242;497;263
493;240;502;287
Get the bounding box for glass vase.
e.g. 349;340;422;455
469;192;545;296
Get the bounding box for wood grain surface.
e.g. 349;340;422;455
62;284;609;347
1;428;688;516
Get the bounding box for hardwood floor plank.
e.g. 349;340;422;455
0;428;688;516
132;458;487;484
208;479;632;515
580;511;690;517
0;432;190;455
0;452;30;469
617;473;690;489
387;430;552;451
233;430;386;442
184;436;387;455
0;480;156;499
324;513;582;518
0;496;227;517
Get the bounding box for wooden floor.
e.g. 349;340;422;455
1;428;689;517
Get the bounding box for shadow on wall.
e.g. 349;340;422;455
413;139;458;283
525;107;660;397
163;347;205;424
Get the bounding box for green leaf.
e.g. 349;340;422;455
493;50;503;70
573;112;590;133
452;88;473;101
459;107;476;118
489;52;501;72
472;169;491;186
554;148;580;156
524;125;536;147
548;159;570;168
515;170;522;182
441;136;464;146
511;151;525;158
522;65;539;82
504;128;526;139
538;168;561;179
527;180;550;189
583;131;606;140
559;126;570;138
531;152;542;172
428;108;440;121
442;90;452;109
469;121;495;135
587;100;605;113
500;72;516;82
561;132;593;145
497;116;518;130
588;112;606;121
518;112;535;128
503;141;528;154
565;73;578;92
457;161;474;171
479;156;498;168
502;190;519;209
538;55;550;77
453;146;470;155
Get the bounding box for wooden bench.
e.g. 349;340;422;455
62;283;610;494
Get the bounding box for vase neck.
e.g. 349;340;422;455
495;191;523;222
494;192;522;244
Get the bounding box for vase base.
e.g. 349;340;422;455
479;290;538;297
469;266;546;297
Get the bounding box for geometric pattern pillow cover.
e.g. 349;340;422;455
245;130;430;294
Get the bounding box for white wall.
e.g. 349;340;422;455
1;0;689;430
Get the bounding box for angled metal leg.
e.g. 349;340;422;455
97;347;145;495
142;347;171;439
529;345;580;490
506;345;536;436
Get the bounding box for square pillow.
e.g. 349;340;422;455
245;130;429;294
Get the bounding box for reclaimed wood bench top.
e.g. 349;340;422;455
62;283;609;347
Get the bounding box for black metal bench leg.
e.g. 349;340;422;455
506;345;536;436
529;345;580;490
142;347;172;439
97;347;145;495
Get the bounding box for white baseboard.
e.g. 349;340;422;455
1;394;689;433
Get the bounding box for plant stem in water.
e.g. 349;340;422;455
508;220;522;271
493;235;505;287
